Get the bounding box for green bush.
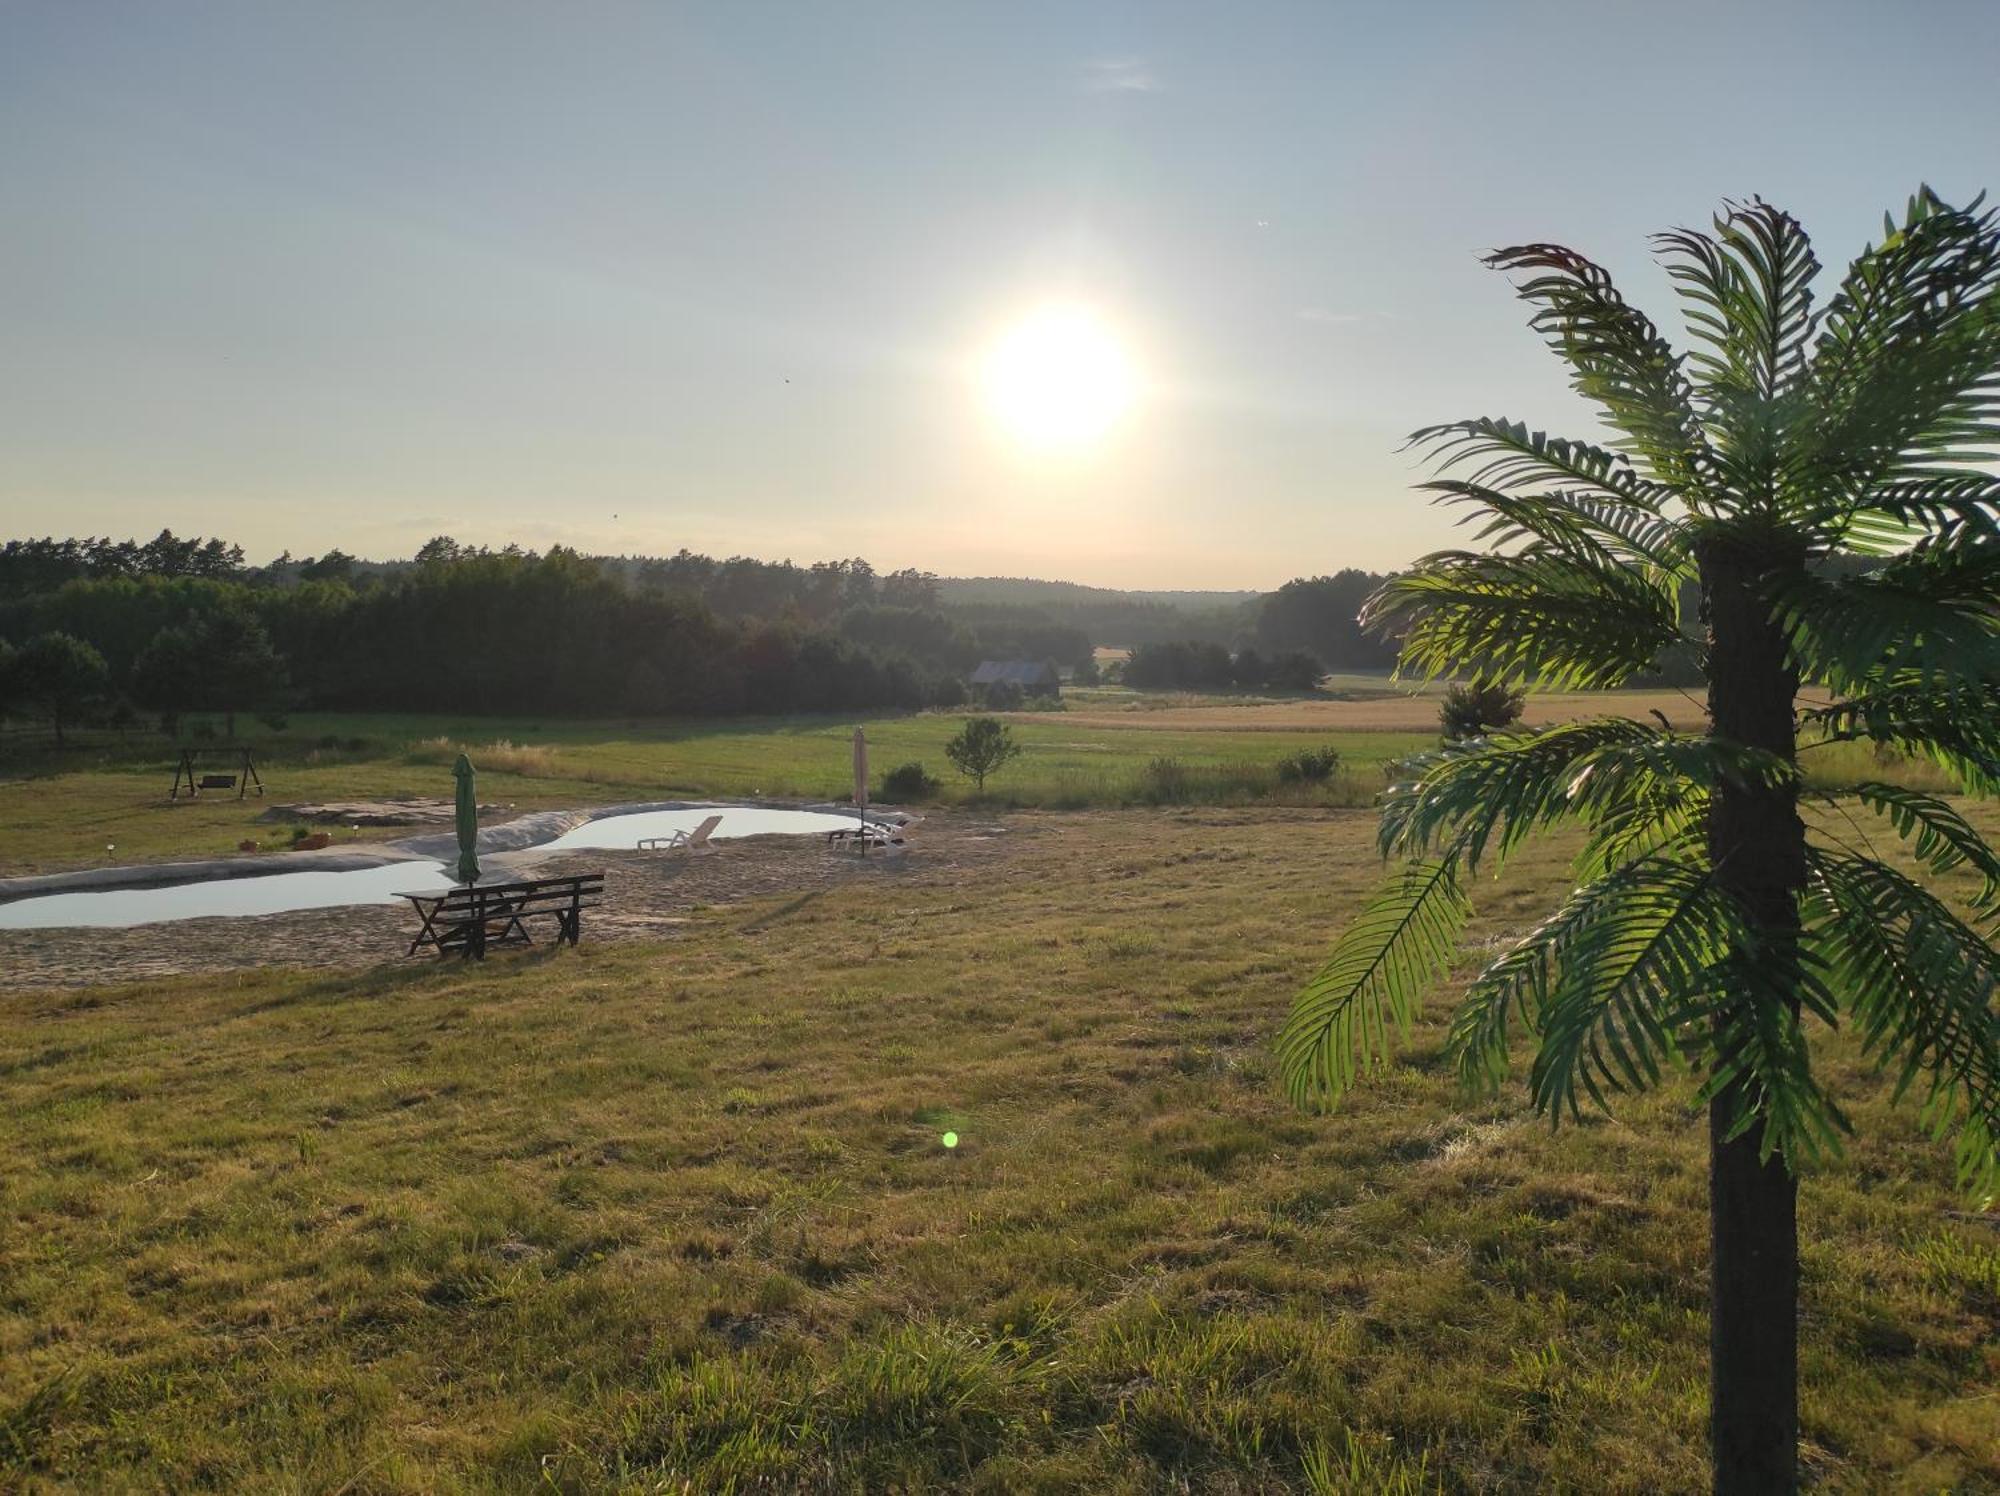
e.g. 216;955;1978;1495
1276;745;1341;783
880;761;940;800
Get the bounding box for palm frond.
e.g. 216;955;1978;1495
1447;930;1550;1095
1379;718;1663;870
1849;781;2000;920
1802;678;2000;796
1484;244;1717;498
1576;788;1707;880
1448;855;1725;1118
1804;850;2000;1195
1562;731;1793;818
1656;199;1820;505
1365;550;1683;690
1380;718;1786;883
1846;471;2000;555
1528;857;1738;1121
1422;479;1686;572
1699;965;1852;1168
1277;859;1470;1109
1796;187;2000;539
1407;417;1673;508
1776;569;2000;693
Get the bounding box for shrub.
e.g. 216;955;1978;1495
1276;744;1341;783
880;761;940;800
1439;679;1526;740
982;679;1026;711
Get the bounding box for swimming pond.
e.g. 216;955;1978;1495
0;805;893;930
544;805;881;850
0;861;453;931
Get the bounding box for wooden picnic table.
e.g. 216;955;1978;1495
398;873;604;959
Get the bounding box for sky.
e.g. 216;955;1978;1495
3;1;1998;589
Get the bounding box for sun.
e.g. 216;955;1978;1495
978;304;1138;454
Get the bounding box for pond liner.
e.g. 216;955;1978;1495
0;799;917;906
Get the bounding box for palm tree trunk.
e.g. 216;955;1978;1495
1701;542;1806;1494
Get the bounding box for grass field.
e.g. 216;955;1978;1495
0;688;1953;877
2;810;1995;1491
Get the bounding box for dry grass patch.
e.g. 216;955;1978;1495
1;809;1995;1490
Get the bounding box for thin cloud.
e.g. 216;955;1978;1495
1084;58;1161;93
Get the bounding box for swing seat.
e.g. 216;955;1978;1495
199;774;238;790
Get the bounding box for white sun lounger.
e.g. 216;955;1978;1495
638;814;723;854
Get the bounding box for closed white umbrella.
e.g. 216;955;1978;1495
852;726;869;846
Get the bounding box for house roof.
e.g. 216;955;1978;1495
970;659;1059;686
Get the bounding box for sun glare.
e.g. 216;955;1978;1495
979;304;1138;454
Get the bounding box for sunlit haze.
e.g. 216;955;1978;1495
3;1;1997;585
979;305;1139;455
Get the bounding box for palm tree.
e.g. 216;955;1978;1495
1278;189;2000;1493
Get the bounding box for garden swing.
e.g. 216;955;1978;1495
170;746;264;801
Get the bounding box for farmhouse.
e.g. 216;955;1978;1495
969;659;1062;695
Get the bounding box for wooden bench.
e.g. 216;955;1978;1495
397;873;604;959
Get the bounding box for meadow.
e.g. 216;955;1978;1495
0;686;1945;876
2;809;1995;1492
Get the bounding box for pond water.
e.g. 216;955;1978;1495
544;805;874;851
0;861;453;931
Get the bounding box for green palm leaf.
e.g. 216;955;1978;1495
1408;417;1674;509
1380;719;1785;879
1699;969;1851;1168
1797;187;2000;537
1449;850;1713;1105
1656;199;1820;505
1850;782;2000;920
1364;550;1683;689
1804;851;2000;1195
1776;568;2000;693
1521;856;1725;1119
1802;678;2000;794
1379;718;1661;869
1277;859;1471;1108
1485;244;1717;497
1423;479;1684;572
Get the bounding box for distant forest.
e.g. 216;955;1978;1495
0;532;1410;733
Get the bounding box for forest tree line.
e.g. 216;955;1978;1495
0;533;1447;739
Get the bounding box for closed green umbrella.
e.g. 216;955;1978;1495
453;753;481;886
